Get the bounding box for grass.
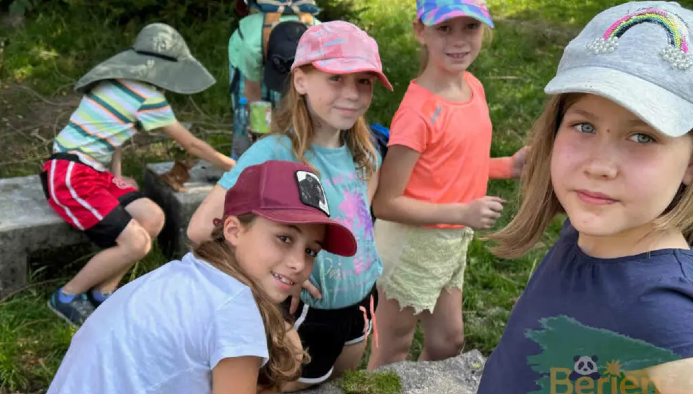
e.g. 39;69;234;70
0;0;678;392
339;370;402;394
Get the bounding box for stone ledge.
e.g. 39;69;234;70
0;174;90;297
142;160;224;259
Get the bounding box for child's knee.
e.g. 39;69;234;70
427;326;464;355
118;221;152;259
140;204;165;237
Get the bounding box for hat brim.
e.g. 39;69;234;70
419;5;494;28
545;66;693;138
252;208;358;257
311;58;393;91
74;50;216;94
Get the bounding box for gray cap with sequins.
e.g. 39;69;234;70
545;1;693;137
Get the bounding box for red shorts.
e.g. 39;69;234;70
40;153;144;248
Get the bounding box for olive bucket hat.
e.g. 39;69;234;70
74;23;216;94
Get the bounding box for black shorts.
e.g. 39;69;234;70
284;286;379;384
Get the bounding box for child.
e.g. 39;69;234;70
46;160;358;394
228;1;319;107
366;0;527;370
41;23;236;326
228;1;320;158
188;21;393;391
478;2;693;392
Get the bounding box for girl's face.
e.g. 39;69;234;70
551;94;693;239
415;16;485;74
225;216;324;303
293;68;375;132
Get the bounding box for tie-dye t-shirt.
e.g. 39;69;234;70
217;134;382;309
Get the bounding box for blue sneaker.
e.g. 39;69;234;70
48;288;95;327
87;289;113;308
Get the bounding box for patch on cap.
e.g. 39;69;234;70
295;170;330;216
586;7;693;70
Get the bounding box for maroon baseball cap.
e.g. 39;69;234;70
217;160;357;257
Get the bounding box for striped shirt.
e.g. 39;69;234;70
53;79;177;170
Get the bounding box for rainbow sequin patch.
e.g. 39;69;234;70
587;8;692;70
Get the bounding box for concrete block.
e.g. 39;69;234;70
142;160;224;260
0;175;89;297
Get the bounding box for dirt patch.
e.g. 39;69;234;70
0;81;191;178
0;81;80;176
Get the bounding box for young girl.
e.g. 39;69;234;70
478;2;693;392
46;160;358;394
188;21;392;391
41;23;236;326
366;0;526;370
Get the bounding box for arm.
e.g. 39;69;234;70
489;156;513;179
632;358;693;393
367;168;380;205
244;79;262;104
187;184;227;244
490;146;529;179
212;356;262;394
111;147;123;177
161;121;236;172
188;135;288;244
372;145;466;226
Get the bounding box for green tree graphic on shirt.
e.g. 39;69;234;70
524;315;681;394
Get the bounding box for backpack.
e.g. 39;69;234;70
370;123;390;159
369;123;390;224
245;0;321;60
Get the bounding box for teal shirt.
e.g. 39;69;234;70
218;135;382;309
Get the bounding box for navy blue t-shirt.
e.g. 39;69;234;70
478;219;693;394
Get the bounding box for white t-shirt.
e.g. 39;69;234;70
47;252;269;394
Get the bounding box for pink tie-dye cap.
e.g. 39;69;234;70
290;21;393;91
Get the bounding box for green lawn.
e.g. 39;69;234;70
0;0;673;392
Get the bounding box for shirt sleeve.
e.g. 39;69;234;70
136;92;177;131
640;274;693;358
217;135;293;189
387;108;430;153
206;287;269;369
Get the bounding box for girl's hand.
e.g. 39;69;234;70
289;280;322;314
511;146;530;178
460;196;506;230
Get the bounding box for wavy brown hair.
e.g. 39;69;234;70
487;93;693;259
269;65;379;181
192;214;308;391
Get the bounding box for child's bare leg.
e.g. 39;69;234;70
332;340;367;378
366;287;419;370
418;288;464;362
92;198;165;292
63;219;152;294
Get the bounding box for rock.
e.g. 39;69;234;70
142;160;224;259
296;350;486;394
0;174;89;298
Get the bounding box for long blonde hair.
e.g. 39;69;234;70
270;65;379;181
192;214;307;391
487;93;693;259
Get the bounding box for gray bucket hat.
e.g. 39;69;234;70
74;23;216;94
545;1;693;137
